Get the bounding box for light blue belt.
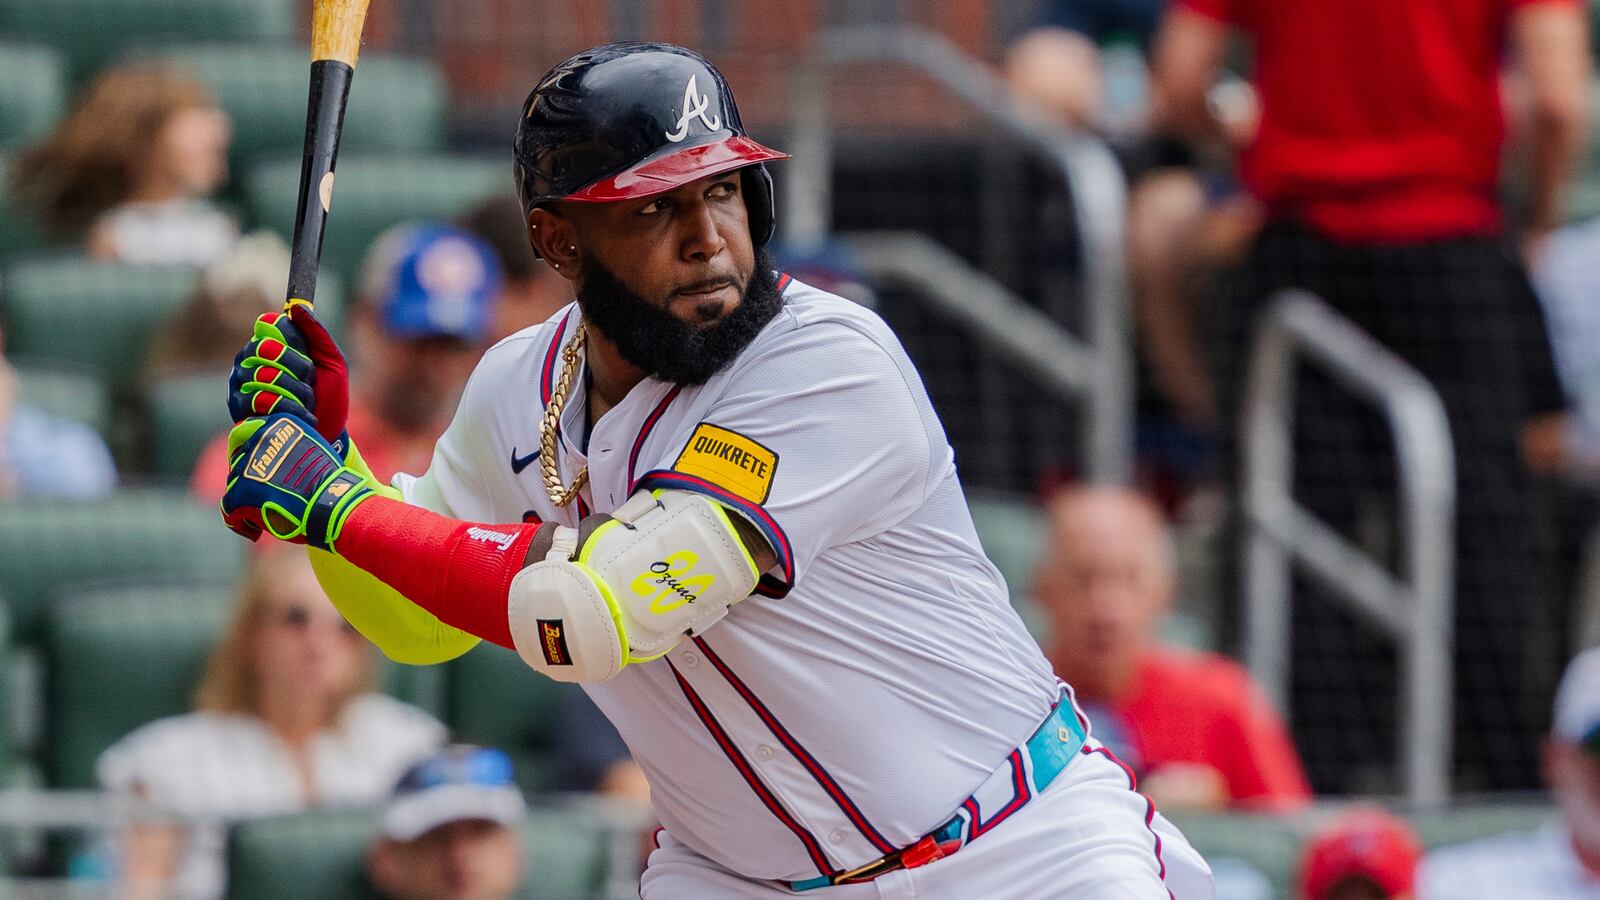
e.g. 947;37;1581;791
790;692;1086;892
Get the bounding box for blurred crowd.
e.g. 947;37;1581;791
1;0;1600;897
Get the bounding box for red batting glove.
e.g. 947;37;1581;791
288;303;350;444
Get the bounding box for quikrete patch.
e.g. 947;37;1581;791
674;423;778;504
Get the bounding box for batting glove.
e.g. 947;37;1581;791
227;306;350;453
221;413;374;549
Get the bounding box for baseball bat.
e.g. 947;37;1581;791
283;0;372;314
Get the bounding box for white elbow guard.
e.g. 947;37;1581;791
506;490;761;683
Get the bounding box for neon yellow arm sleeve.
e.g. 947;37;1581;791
305;440;481;665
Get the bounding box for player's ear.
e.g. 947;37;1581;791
527;208;579;282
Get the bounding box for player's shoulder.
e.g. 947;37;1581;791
746;275;908;368
478;302;577;373
458;303;578;417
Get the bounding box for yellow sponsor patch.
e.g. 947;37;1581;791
673;423;777;504
245;418;306;483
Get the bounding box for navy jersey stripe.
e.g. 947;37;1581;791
692;636;898;854
669;660;836;876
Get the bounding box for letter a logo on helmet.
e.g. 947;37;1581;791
665;75;722;142
513;42;789;251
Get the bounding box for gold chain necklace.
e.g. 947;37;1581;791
539;326;589;507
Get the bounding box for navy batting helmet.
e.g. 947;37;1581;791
513;42;788;248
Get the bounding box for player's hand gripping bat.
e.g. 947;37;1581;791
284;0;372;315
222;0;367;541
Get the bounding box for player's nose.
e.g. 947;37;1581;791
679;200;727;263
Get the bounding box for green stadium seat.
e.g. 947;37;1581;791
0;43;68;151
445;643;578;795
246;155;511;287
41;582;451;789
148;372;229;478
1165;811;1304;895
0;156;51;261
0;488;244;639
1;255;344;396
1412;802;1556;849
1566;82;1600;223
0;0;294;82
966;493;1044;601
150;45;447;176
12;359;112;439
43;583;233;787
227;806;611;900
1;257;197;390
967;493;1047;636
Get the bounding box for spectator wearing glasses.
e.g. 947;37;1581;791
366;745;528;900
96;542;446;899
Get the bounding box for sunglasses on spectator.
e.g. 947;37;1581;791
262;603;360;637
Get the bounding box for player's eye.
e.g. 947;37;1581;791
638;197;669;215
708;179;739;199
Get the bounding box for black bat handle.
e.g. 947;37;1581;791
285;59;354;308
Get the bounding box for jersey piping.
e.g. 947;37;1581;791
692;635;898;855
668;658;838;877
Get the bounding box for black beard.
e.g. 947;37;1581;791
575;249;783;386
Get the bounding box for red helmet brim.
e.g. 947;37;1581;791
564;135;790;203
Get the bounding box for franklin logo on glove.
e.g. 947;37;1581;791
246;418;307;482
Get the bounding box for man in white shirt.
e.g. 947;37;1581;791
217;41;1213;898
1418;646;1600;898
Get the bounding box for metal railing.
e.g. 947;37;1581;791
1241;291;1456;808
784;25;1133;484
0;790;654;900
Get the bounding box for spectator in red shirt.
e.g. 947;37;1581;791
1035;486;1312;812
1153;0;1590;791
192;223;500;498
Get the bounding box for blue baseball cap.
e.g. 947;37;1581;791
381;745;526;841
360;223;502;343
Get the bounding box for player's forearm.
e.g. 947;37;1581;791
330;496;544;650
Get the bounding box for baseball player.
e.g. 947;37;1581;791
220;42;1213;898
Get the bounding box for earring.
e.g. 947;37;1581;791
553;262;561;269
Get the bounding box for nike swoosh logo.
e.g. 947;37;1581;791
510;447;540;474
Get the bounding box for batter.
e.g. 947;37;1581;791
220;41;1213;899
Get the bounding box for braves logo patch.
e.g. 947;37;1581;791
673;423;777;503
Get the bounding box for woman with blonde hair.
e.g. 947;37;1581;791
8;61;237;266
96;543;445;898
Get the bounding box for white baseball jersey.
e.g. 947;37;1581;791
395;277;1068;881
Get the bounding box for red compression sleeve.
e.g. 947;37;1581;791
332;496;547;650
